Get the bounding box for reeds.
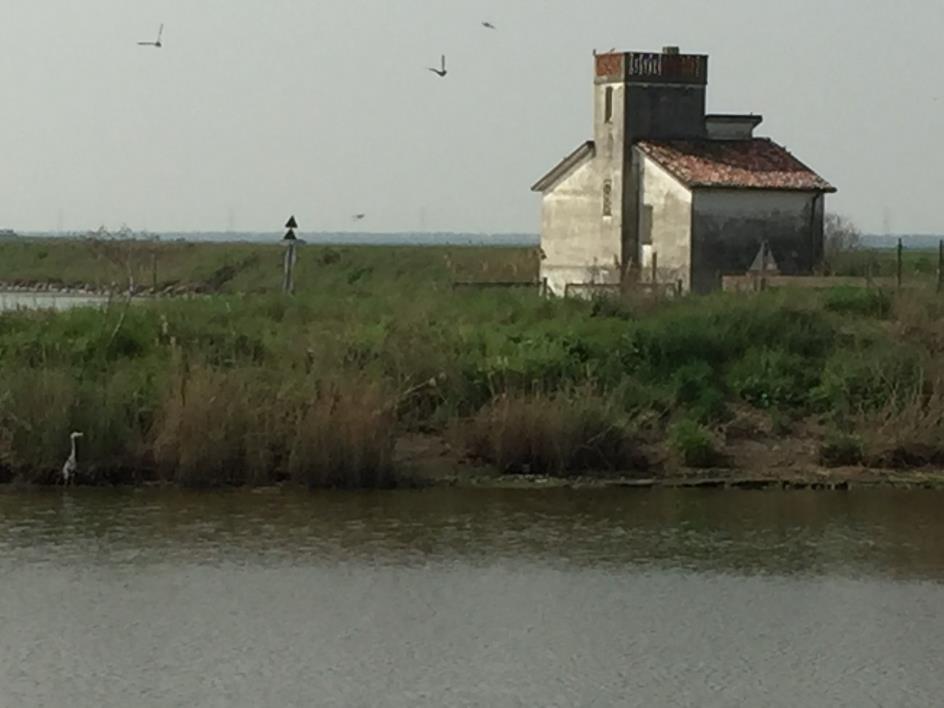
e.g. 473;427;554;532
461;390;645;476
151;367;396;488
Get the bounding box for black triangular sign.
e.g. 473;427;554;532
283;228;297;241
285;215;298;229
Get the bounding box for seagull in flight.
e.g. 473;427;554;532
427;55;447;78
138;24;164;48
482;21;497;30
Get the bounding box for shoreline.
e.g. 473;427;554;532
4;434;943;492
4;473;942;492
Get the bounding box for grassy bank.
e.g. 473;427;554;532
2;240;944;488
0;238;540;294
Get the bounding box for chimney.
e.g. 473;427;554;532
662;46;680;55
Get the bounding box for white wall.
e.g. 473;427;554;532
536;69;634;297
704;118;758;140
539;154;622;296
637;152;693;290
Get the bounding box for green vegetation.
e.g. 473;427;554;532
668;420;724;469
819;432;864;468
2;238;944;488
0;237;540;294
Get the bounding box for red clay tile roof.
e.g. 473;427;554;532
637;138;836;192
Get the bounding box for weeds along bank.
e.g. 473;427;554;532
2;275;944;488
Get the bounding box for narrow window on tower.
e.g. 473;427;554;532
604;87;614;123
602;180;613;217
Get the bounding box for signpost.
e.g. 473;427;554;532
283;215;298;295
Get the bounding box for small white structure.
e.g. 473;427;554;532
532;46;836;295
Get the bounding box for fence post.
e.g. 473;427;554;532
897;237;903;290
938;240;943;294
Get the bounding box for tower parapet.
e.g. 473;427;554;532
595;49;708;86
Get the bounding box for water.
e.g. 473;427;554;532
0;291;110;312
1;487;942;707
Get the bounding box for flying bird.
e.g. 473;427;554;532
61;431;84;486
138;24;164;48
352;213;366;221
427;55;447;78
482;21;497;30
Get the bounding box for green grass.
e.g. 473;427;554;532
668;420;724;469
828;247;942;284
0;238;541;294
3;239;944;486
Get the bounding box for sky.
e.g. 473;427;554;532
2;0;943;235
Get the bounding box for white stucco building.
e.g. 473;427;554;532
532;47;836;295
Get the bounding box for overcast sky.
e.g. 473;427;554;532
2;0;942;234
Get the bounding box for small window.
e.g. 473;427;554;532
602;180;613;217
604;87;614;123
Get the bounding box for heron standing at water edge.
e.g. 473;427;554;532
62;432;83;485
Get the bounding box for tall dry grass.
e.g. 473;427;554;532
856;377;944;468
150;366;396;488
0;365;154;483
461;390;645;476
285;383;396;489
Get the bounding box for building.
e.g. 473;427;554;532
531;46;836;295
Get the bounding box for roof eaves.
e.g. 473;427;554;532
531;141;595;193
690;182;838;193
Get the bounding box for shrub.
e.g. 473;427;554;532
627;295;835;375
856;381;944;468
668;420;724;468
671;362;729;423
891;293;944;354
819;431;864;467
822;287;891;318
462;391;645;477
728;348;819;409
815;345;924;415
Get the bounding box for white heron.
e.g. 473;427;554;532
62;431;84;486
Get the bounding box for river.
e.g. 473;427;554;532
1;487;941;707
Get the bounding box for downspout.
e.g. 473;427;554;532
690;191;696;293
